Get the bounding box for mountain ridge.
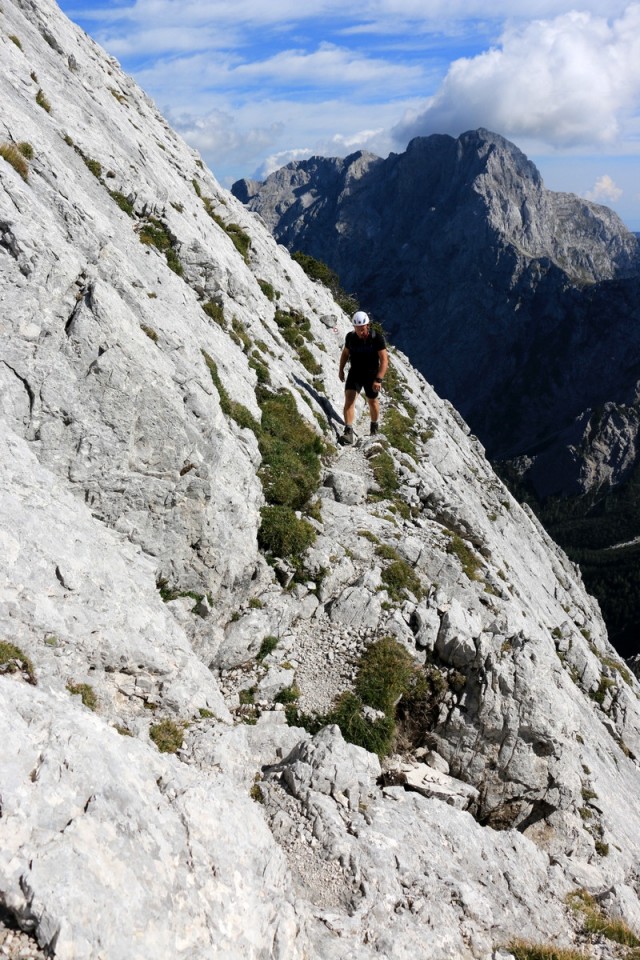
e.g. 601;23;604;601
4;2;640;957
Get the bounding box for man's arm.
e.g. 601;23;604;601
373;348;388;391
338;346;350;382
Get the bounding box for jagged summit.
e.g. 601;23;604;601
233;128;640;496
3;1;640;958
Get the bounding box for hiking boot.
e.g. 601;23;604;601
341;425;354;445
370;421;379;436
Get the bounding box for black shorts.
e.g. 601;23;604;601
345;369;378;399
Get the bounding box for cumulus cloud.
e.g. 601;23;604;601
585;174;623;203
392;6;640;149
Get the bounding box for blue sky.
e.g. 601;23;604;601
57;1;640;230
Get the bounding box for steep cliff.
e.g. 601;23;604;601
3;2;640;959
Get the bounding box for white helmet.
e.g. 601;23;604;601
352;311;369;327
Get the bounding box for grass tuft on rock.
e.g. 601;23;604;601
0;142;30;181
447;533;483;581
139;217;183;276
258;506;316;560
201;350;259;433
0;641;36;684
149;718;185;753
508;942;587;960
67;682;97;711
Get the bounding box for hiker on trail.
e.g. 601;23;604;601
338;311;388;445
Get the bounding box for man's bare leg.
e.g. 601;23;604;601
344;390;358;426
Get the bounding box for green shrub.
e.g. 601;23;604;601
248;355;270;385
381;559;424;601
258;279;275;300
298;345;322;375
202;301;225;325
17;142;34;160
149;718;184;753
274;685;300;704
0;142;29;181
231;317;252;352
257;389;325;510
369;450;399;500
109;190;134;216
382;406;417;457
0;641;35;683
257;635;278;660
67;682;97;711
328;691;396;756
355;637;414;713
447;533;482;581
291;251;358;314
82;155;102;178
35;88;51;113
274;309;311;348
258;506;316;559
139;218;183;276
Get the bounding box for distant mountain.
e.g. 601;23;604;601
233;131;640;499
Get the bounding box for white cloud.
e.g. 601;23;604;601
392;6;640;149
585;174;623;203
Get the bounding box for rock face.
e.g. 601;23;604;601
4;2;640;958
233;132;640;499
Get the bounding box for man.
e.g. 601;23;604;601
338;310;388;445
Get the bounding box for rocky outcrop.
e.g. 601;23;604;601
233;132;640;499
3;1;640;958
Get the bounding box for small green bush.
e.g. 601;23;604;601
381;559;424;601
0;142;29;181
0;641;35;683
258;279;275;301
369;450;399;499
257;635;278;660
382;407;417;457
202;301;225;325
139;217;183;276
355;637;414;713
149;718;184;753
274;685;300;704
447;533;482;581
258;389;325;510
248;355;270;385
17;142;34;160
109;190;134;216
82;155;102;178
274;308;311;348
35;88;51;113
298;345;322;375
258;505;316;559
67;682;97;711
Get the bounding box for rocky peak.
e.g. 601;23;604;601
3;1;640;958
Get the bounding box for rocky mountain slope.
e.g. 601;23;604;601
233;132;640;501
3;1;640;958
